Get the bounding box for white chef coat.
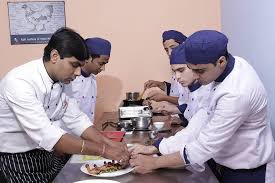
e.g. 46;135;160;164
64;74;97;122
0;58;92;153
181;55;275;181
159;82;213;154
167;74;180;97
177;82;213;121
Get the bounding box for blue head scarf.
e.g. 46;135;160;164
85;37;111;56
170;43;187;65
184;30;228;64
162;30;187;44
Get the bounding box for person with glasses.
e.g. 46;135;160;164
0;28;129;182
64;37;111;123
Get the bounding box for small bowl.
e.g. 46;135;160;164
153;122;165;130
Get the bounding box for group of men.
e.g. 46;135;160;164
0;27;274;183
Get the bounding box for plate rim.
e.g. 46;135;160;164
80;159;133;177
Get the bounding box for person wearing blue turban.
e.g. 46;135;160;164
64;37;111;122
144;30;187;119
52;37;113;170
129;44;213;175
130;30;275;183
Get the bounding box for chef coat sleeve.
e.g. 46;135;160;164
159;108;208;154
3;78;66;151
61;97;93;136
181;92;249;170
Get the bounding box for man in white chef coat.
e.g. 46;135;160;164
144;30;187;105
130;30;275;183
0;27;129;182
64;37;111;123
130;43;212;173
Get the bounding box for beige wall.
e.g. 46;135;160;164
0;0;221;121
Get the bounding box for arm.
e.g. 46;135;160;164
130;152;185;174
144;80;166;91
54;134;129;163
148;93;179;105
159;108;208;154
182;93;249;170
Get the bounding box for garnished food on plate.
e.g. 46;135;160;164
85;160;123;175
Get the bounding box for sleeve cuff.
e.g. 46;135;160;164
153;137;163;150
40;124;67;151
177;104;187;114
164;81;171;96
180;146;190;166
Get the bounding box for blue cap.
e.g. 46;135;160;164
162;30;187;44
170;43;187;65
85;37;111;56
185;30;228;64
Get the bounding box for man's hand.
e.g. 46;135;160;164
130;154;158;174
130;144;158;155
103;141;130;167
144;80;166;91
147;93;167;102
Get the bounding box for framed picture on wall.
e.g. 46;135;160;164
7;1;66;45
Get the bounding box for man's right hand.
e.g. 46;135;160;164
103;141;130;167
144;80;166;91
130;144;158;155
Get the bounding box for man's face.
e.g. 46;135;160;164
187;57;227;85
163;39;180;58
55;57;85;84
86;55;110;75
171;64;195;87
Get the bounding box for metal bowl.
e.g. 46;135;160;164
131;116;152;130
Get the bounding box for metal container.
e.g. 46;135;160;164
126;92;140;101
118;120;132;129
131;116;152;130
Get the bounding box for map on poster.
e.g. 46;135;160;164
8;1;65;44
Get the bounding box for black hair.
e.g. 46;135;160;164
212;50;229;66
43;27;89;62
90;54;100;59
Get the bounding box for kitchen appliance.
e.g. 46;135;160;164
119;106;152;119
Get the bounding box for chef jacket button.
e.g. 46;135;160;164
214;88;216;91
192;98;194;101
207;112;210;115
50;118;52;121
82;96;84;98
61;85;63;88
182;94;184;96
188;109;190;112
171;90;173;93
47;106;50;109
92;96;94;98
82;80;84;82
91;112;93;114
56;103;58;106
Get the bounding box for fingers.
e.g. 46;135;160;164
144;80;154;89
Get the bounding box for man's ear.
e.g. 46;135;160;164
50;49;60;64
218;56;227;67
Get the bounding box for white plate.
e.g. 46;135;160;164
74;180;121;183
80;159;133;177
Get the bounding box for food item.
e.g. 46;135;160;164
85;160;123;175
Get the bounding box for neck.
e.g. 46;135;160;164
43;61;57;83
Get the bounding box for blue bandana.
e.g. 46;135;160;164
170;43;187;65
185;30;228;64
162;30;187;44
85;38;111;56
